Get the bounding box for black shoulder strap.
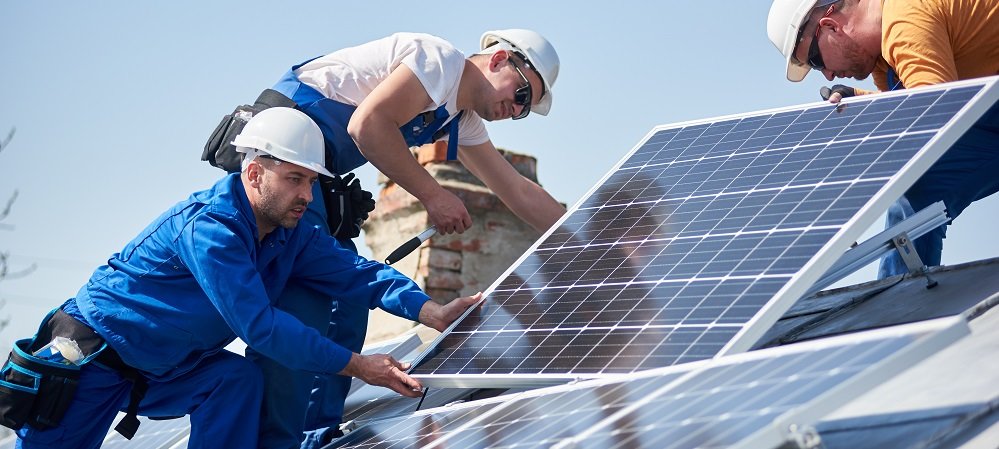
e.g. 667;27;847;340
254;89;298;109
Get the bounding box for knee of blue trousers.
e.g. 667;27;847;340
253;282;333;449
183;353;264;449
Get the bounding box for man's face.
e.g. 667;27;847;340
254;159;316;231
477;51;544;122
794;13;879;81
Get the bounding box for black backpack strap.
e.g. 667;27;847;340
254;89;297;109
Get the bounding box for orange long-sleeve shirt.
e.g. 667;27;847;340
870;0;999;91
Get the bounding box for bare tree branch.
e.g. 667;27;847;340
1;128;28;334
0;253;36;279
0;127;14;154
0;190;18;225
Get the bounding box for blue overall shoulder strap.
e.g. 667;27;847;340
886;68;905;91
445;111;464;161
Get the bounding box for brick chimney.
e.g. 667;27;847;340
362;141;546;341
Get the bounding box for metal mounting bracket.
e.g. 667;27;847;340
890;232;938;289
786;423;823;449
807;201;947;296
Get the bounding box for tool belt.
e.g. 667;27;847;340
0;309;148;439
201;88;299;173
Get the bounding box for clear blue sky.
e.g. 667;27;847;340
2;1;997;347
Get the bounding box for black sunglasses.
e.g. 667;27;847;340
804;3;837;70
508;58;533;120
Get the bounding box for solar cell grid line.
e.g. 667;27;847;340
409;77;999;389
554;317;969;449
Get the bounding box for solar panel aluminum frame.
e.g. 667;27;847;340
408;76;999;389
552;316;969;449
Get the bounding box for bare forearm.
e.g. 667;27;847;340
501;177;565;233
350;119;445;202
519;183;565;233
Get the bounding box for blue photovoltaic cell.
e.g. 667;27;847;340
411;84;987;384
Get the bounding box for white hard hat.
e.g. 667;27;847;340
480;29;560;116
232;107;334;178
767;0;838;82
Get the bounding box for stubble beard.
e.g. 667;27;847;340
258;182;304;230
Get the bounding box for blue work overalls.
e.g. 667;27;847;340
252;62;463;449
879;69;999;277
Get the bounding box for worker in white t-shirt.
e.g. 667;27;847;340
222;30;565;449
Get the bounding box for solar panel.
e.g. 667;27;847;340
410;77;999;388
327;317;967;449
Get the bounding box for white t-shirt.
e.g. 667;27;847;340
294;32;490;147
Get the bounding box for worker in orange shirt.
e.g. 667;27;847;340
767;0;999;277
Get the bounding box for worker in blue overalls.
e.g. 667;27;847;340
223;30;568;448
767;0;999;278
7;107;480;449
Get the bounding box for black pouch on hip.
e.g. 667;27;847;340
0;338;81;430
0;309;104;431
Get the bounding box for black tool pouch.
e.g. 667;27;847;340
0;309;106;431
201;89;299;173
0;338;81;431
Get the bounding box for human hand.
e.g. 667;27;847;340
424;189;472;234
339;353;423;398
419;292;483;332
819;84;857;104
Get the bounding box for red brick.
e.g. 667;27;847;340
416;141;449;165
424;269;464;290
428;248;462;271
